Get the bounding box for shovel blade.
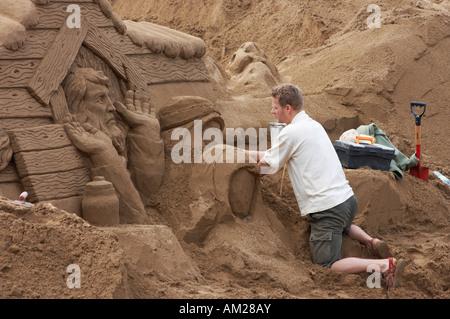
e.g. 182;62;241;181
410;166;429;182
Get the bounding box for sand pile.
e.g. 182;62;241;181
0;198;128;298
0;0;449;299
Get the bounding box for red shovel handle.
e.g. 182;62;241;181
410;102;428;181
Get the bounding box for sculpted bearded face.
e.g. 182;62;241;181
64;68;126;154
80;81;126;153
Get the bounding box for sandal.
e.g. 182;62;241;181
384;257;406;289
369;238;393;259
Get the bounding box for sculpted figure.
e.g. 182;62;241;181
62;68;164;224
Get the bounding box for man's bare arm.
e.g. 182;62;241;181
246;150;266;162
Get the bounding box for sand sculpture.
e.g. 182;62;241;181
0;0;264;253
0;0;225;224
62;67;164;224
226;42;286;97
0;1;275;296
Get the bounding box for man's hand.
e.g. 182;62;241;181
246;150;265;162
114;90;160;135
257;159;270;176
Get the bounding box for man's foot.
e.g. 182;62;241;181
384;257;406;289
368;238;393;259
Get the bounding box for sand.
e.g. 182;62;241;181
1;0;449;299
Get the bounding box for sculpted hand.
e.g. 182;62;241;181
63;115;115;155
114;90;160;135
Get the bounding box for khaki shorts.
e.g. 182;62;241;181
307;195;358;268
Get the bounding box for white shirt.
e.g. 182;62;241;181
262;111;354;216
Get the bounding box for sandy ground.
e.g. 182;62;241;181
1;0;449;300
